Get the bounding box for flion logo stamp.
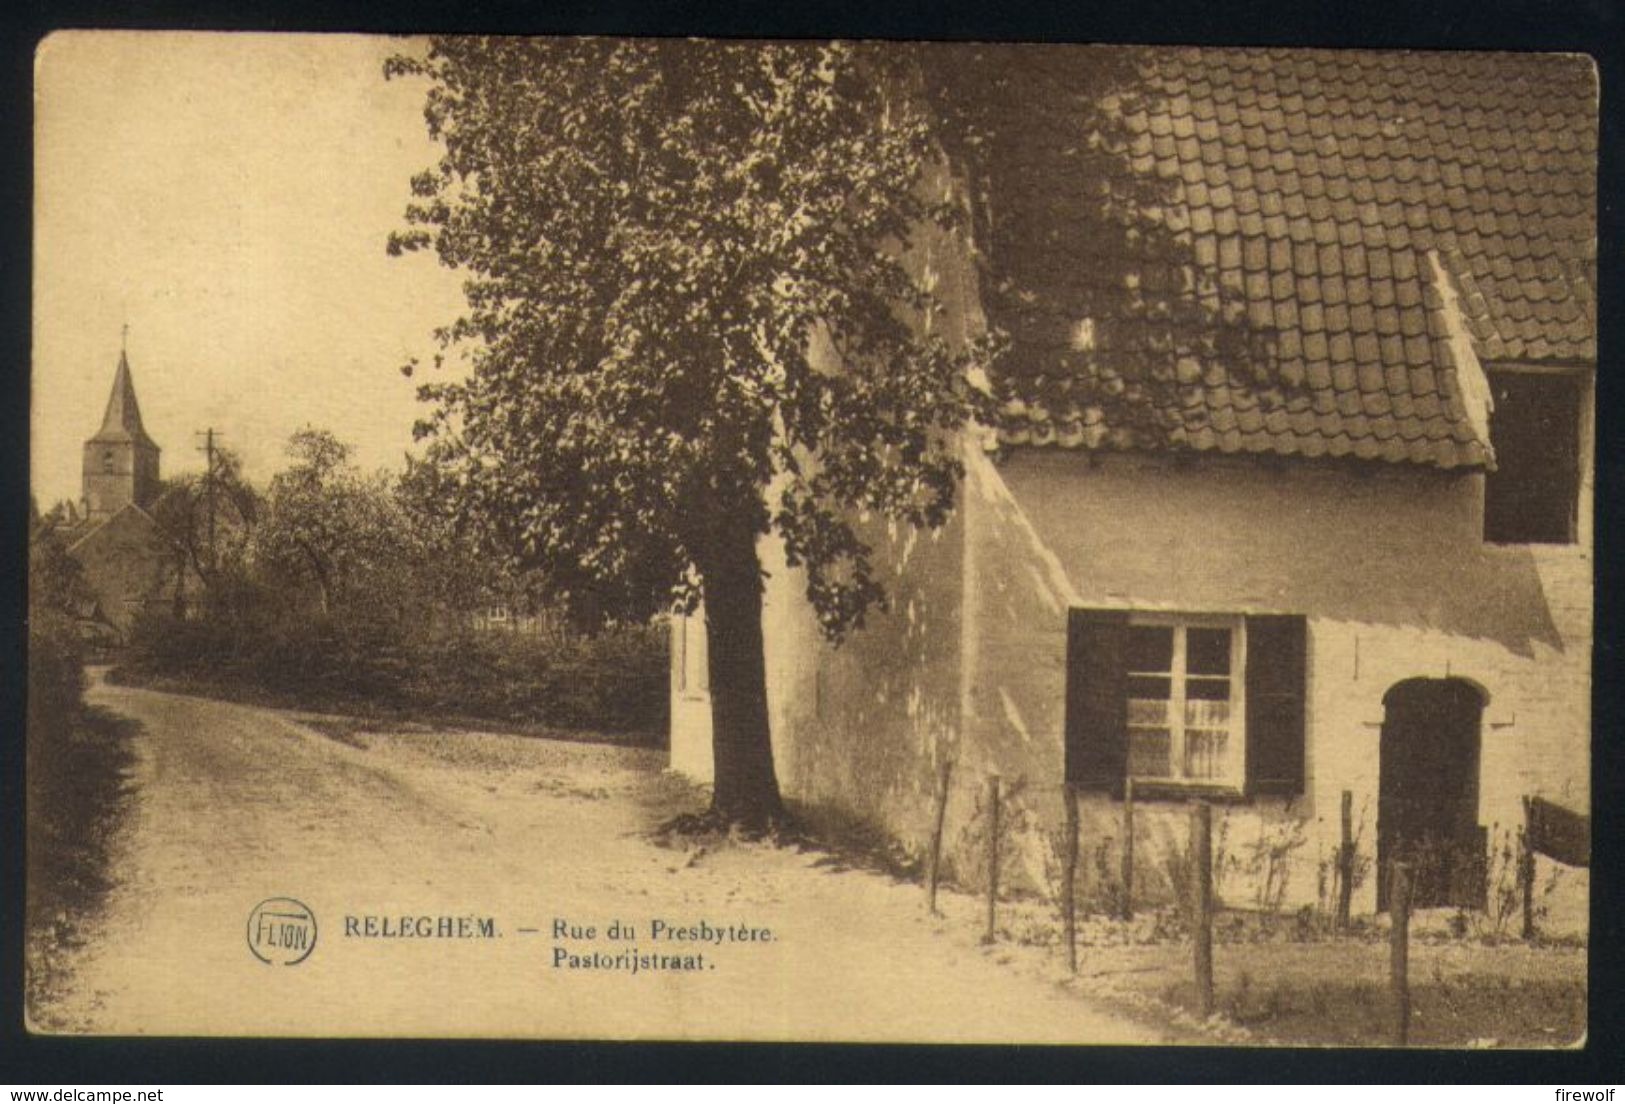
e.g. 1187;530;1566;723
247;898;318;966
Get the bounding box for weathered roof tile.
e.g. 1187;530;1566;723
996;47;1596;469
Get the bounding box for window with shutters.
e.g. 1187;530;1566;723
1066;609;1306;799
1124;617;1245;789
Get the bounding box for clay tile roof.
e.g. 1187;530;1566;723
995;48;1597;469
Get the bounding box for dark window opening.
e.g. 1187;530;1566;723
1483;371;1583;544
102;449;116;473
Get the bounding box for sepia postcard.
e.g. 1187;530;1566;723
26;30;1594;1046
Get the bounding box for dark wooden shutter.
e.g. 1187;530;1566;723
1245;614;1307;797
1065;609;1129;793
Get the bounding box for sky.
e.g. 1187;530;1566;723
32;31;468;507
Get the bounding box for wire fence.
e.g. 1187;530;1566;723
920;765;1555;1044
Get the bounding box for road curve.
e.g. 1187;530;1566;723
35;672;1175;1044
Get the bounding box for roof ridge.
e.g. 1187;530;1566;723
65;500;161;555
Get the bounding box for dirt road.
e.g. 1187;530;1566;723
34;672;1175;1043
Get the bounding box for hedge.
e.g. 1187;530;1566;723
123;609;669;739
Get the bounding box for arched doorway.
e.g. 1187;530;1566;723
1377;678;1487;911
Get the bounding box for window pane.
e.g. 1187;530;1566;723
1125;626;1174;673
1128;697;1171;726
1187;675;1231;701
1187;627;1232;675
1185;729;1230;780
1129;727;1171;777
1185;698;1231;728
1127;674;1172;701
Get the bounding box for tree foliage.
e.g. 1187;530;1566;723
235;427;553;635
150;445;260;598
387;38;999;640
396;453;554;624
29;498;92;621
119;427;669;735
251;428;405;617
921;46;1286;438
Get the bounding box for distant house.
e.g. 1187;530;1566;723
672;49;1594;925
41;348;192;641
470;602;567;636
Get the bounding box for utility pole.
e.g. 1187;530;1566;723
195;428;222;573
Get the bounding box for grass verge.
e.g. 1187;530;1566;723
25;704;140;1030
686;796;1587;1049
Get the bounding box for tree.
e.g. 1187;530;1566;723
252;429;404;618
28;498;91;717
388;38;998;826
150;445;260;612
29;496;92;620
396;453;550;632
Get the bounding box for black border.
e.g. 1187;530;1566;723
2;0;1621;1085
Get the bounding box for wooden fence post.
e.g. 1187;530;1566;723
1390;861;1413;1046
1337;789;1355;932
926;757;953;915
1192;800;1214;1018
1121;777;1136;921
1062;781;1080;973
1520;795;1536;941
983;775;1001;945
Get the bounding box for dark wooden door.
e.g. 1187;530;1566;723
1377;679;1486;911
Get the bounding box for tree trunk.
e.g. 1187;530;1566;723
698;508;783;829
296;540;333;616
172;550;187;619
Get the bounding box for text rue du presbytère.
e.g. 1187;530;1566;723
550;917;776;974
339;914;774;965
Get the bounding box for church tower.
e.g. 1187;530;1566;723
82;346;160;520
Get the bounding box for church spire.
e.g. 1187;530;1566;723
90;343;156;448
82;338;161;519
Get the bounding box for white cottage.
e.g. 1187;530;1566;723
673;47;1594;927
